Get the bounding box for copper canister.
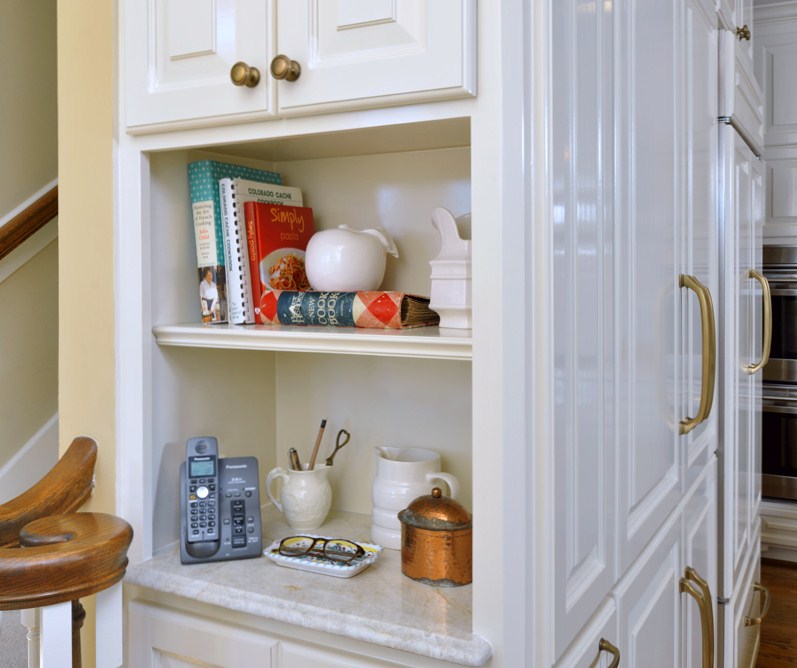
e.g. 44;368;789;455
397;487;472;587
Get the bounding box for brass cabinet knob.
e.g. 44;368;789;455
270;54;302;82
230;61;261;88
736;24;751;41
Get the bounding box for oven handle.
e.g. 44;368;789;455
679;275;716;435
746;270;772;375
762;402;797;415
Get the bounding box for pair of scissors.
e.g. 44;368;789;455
325;429;351;467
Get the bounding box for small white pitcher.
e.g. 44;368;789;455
371;447;460;549
265;465;332;531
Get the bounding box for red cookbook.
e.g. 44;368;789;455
243;201;315;318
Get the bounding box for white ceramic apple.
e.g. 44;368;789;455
305;225;399;292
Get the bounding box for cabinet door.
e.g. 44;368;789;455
551;0;616;659
718;0;753;64
128;600;278;666
124;0;276;131
274;0;476;115
615;0;682;571
682;462;718;668
681;0;720;493
554;601;620;668
721;127;763;597
613;519;683;668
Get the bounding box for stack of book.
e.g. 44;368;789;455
187;159;440;330
187;159;313;324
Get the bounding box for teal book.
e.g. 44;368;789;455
187;160;281;323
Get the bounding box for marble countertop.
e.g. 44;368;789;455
125;506;492;666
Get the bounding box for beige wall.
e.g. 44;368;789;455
57;2;116;503
0;1;59;467
57;1;116;663
0;2;58;215
0;241;59;467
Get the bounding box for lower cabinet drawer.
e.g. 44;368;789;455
733;541;764;668
555;600;619;668
128;599;447;668
128;600;279;667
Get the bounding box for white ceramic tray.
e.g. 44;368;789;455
263;536;382;578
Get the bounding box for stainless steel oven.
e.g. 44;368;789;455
763;246;797;500
762;383;797;500
764;246;797;383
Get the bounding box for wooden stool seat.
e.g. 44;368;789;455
0;513;133;611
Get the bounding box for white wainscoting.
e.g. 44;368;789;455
0;414;59;504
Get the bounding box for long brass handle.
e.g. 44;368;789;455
597;638;621;667
680;566;714;668
746;270;772;374
679;275;717;435
744;583;772;627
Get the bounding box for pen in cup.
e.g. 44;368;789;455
288;447;302;471
308;419;327;470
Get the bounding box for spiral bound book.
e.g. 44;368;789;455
218;178;304;324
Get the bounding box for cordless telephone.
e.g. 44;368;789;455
179;436;262;564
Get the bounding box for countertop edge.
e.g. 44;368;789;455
125;564;493;666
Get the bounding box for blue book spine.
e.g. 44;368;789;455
187;160;281;323
276;291;358;327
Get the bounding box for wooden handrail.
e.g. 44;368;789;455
0;436;97;548
0;512;133;610
0;185;58;262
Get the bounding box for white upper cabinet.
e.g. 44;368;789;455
124;0;277;131
274;0;476;116
718;0;754;63
124;0;476;132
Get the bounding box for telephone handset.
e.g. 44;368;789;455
179;436;262;564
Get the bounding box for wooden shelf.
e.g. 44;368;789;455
153;323;472;361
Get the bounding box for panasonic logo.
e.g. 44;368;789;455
225;464;248;470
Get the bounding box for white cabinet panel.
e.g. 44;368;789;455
614;519;682;668
755;9;797;145
683;0;720;493
615;0;681;571
720;126;765;599
682;463;718;668
551;0;615;659
554;601;619;668
124;0;276;130
274;0;476;114
128;600;279;666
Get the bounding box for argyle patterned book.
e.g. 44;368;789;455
258;291;441;329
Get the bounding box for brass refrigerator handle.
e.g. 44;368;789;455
597;638;621;667
679;275;717;435
680;566;715;668
744;583;772;627
746;270;772;375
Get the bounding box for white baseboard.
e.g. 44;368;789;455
0;415;59;503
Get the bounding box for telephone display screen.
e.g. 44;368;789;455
189;457;216;478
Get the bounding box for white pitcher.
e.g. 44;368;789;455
265;465;332;531
305;225;399;292
371;447;460;550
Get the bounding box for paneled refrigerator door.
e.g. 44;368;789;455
718;121;767;666
551;0;616;659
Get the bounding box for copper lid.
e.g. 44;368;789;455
398;487;472;531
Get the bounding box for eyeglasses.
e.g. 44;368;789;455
278;535;366;564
